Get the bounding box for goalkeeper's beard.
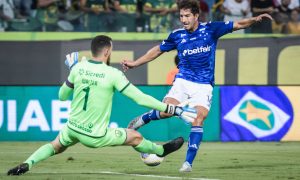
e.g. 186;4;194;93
107;56;111;66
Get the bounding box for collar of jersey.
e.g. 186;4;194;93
88;60;103;64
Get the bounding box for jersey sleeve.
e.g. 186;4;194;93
59;83;73;101
121;84;167;112
160;32;177;52
211;21;233;39
59;68;76;100
113;69;131;92
63;66;76;89
67;66;76;84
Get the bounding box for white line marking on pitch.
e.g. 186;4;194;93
34;171;219;180
99;171;219;180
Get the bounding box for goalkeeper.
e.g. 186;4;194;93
7;35;197;176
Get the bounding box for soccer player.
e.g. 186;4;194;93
121;0;273;172
7;35;197;176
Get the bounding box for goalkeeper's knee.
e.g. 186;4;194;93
124;129;143;146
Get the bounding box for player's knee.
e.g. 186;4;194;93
197;115;206;122
55;147;67;154
193;115;206;126
135;132;143;143
193;109;208;126
198;111;207;119
125;129;143;146
51;140;66;154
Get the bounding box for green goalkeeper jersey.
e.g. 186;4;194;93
59;60;167;137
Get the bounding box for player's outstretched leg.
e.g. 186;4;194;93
7;143;55;176
158;137;184;157
179;126;203;172
133;136;184;157
7;135;67;176
7;163;29;176
127;109;161;130
127;129;184;157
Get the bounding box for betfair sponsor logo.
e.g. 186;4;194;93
182;45;211;56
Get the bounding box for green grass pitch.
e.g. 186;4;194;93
0;142;299;180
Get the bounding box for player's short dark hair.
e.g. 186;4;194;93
91;35;112;57
177;0;200;15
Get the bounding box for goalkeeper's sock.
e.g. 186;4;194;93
141;109;161;124
185;126;203;165
133;138;164;156
24;143;55;169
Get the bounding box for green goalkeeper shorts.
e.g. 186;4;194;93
59;125;127;148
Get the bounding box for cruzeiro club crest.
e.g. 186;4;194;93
221;87;293;141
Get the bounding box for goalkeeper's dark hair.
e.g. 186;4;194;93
91;35;112;57
177;0;200;15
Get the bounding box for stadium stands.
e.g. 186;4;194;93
0;0;299;34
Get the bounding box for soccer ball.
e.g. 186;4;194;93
140;153;164;166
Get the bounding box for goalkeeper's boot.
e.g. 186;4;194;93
127;115;145;130
159;137;184;157
179;161;192;172
7;163;29;176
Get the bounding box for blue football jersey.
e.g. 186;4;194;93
160;21;233;85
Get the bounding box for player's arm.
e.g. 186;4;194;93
233;13;273;31
121;83;166;112
121;31;176;71
59;66;76;101
58;81;73;101
121;45;163;71
121;84;197;122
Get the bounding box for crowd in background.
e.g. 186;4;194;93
0;0;299;34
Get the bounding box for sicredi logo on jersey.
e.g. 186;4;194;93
182;45;211;56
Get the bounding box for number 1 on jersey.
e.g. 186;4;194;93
83;87;90;111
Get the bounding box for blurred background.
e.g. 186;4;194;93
0;0;300;143
0;0;299;33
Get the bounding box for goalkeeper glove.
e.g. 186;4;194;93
65;52;87;70
165;104;197;124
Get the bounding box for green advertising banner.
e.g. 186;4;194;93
0;86;220;141
0;86;62;141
